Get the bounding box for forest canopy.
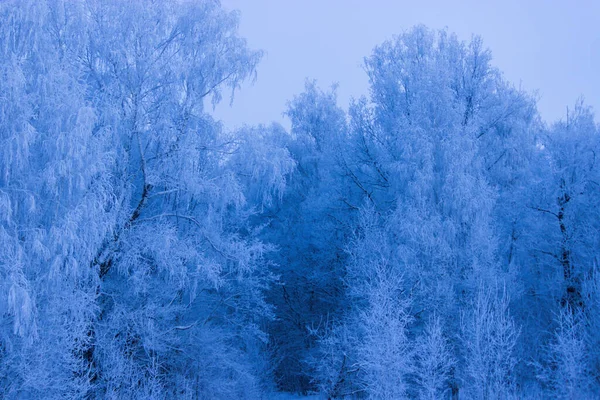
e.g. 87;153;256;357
0;1;599;399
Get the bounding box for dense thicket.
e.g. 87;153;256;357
0;2;598;399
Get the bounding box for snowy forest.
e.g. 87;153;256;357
1;1;599;399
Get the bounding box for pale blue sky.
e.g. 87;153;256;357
214;0;600;129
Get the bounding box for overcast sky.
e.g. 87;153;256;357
213;0;600;130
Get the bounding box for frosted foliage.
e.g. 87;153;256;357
461;287;519;399
0;5;599;399
414;316;455;400
545;309;591;399
0;1;274;398
305;26;598;399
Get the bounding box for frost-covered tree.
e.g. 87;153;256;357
349;25;507;304
309;26;533;398
527;101;600;310
414;316;456;400
460;286;519;399
347;208;414;399
536;307;593;399
0;1;286;398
